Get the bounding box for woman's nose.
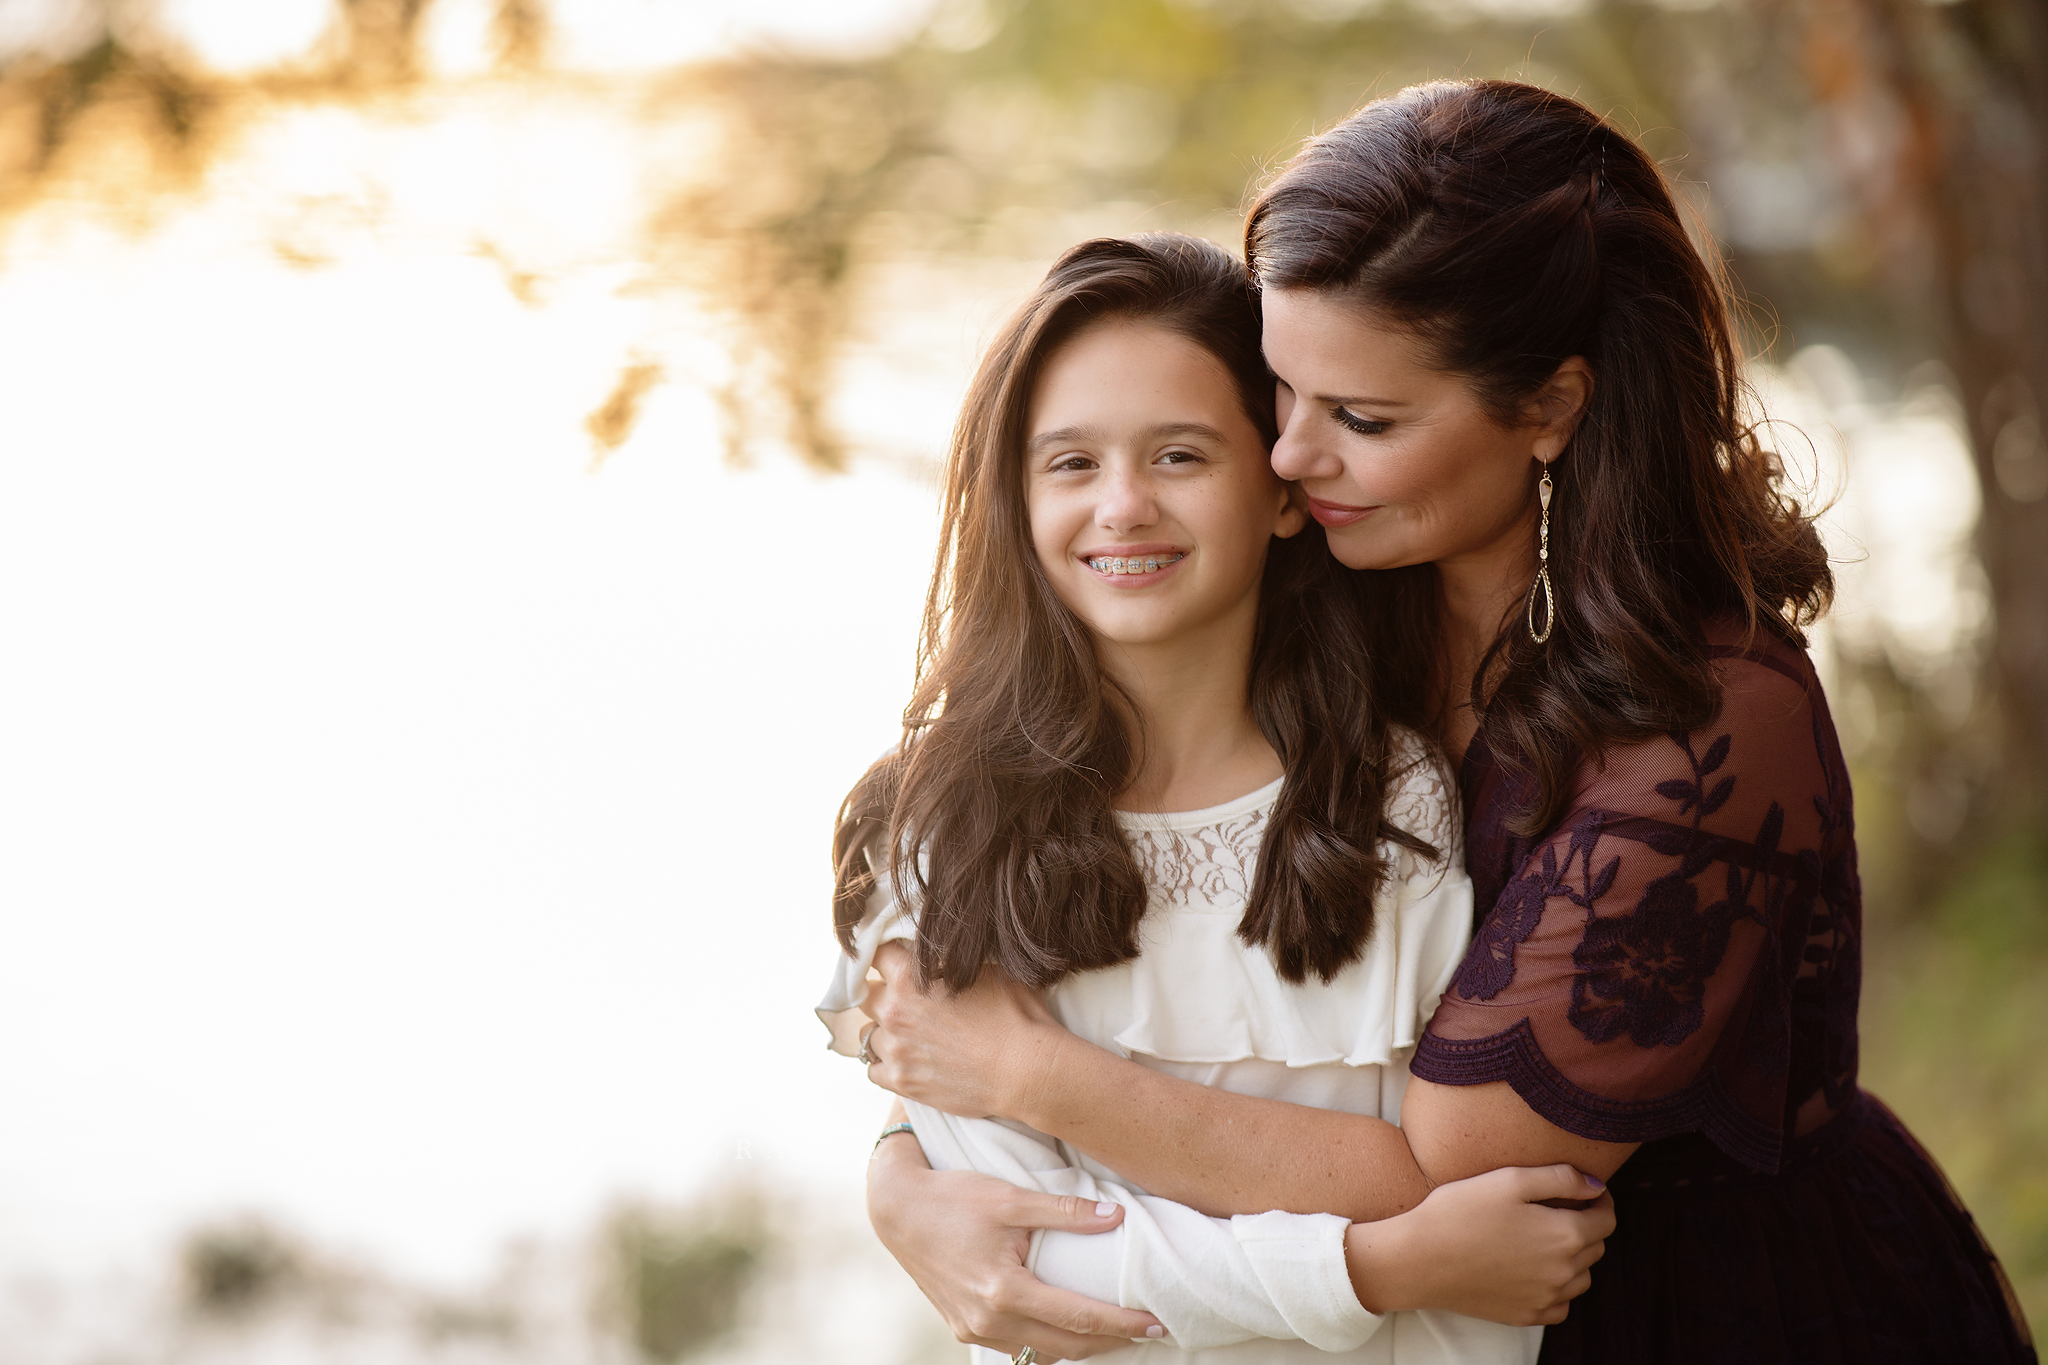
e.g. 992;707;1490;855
1271;390;1339;482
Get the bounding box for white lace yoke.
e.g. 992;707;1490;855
1047;752;1466;1083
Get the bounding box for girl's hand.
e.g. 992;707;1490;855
1345;1164;1614;1325
869;1127;1165;1357
864;941;1065;1119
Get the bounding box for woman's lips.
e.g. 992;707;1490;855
1306;497;1379;528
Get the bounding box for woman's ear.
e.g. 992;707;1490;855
1273;479;1310;539
1528;356;1594;463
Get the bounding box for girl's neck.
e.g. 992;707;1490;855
1101;609;1281;815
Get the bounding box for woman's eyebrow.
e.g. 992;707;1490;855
1320;394;1412;407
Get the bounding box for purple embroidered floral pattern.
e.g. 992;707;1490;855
1414;634;1859;1171
1412;628;2034;1362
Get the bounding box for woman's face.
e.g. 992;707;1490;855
1023;318;1302;652
1262;288;1577;574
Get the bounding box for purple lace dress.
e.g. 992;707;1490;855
1411;626;2035;1362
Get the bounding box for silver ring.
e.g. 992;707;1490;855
858;1023;879;1066
1010;1349;1036;1365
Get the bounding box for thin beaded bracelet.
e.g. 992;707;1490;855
871;1121;916;1156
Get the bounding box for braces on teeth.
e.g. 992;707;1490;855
1087;553;1186;575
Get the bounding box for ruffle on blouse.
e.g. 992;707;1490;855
816;732;1472;1076
1055;846;1471;1072
815;886;915;1059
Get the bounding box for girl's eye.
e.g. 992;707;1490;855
1049;454;1094;472
1158;449;1202;465
1333;407;1390;436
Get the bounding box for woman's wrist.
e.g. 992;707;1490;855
1342;1208;1423;1315
996;1015;1082;1130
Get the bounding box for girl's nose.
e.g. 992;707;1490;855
1096;465;1159;531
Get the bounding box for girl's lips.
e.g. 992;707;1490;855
1306;497;1379;528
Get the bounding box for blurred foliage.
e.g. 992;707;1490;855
597;1191;772;1362
179;1218;308;1320
1860;822;2048;1325
0;29;218;213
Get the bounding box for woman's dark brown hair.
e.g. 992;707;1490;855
1246;80;1833;835
833;232;1429;989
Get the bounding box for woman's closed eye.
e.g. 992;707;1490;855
1332;406;1391;436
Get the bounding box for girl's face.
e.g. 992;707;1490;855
1261;288;1582;573
1024;319;1303;652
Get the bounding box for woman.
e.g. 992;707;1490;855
825;231;1610;1362
862;80;2036;1362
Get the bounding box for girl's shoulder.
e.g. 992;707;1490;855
1383;723;1460;864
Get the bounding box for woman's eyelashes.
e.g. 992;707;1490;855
1332;406;1391;436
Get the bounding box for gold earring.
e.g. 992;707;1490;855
1526;464;1555;645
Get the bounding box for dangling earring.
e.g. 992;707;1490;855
1526;463;1556;645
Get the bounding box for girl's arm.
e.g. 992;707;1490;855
864;942;1636;1223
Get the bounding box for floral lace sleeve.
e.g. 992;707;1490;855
1411;639;1862;1173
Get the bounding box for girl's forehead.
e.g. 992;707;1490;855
1033;321;1240;410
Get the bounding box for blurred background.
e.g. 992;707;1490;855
0;0;2040;1359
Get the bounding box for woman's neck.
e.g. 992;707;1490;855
1434;539;1537;763
1099;606;1281;815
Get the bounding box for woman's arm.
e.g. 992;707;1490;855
1341;1162;1612;1324
865;942;1635;1222
866;1099;1167;1358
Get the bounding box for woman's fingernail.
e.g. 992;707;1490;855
1585;1174;1605;1191
1094;1201;1117;1217
1146;1326;1165;1338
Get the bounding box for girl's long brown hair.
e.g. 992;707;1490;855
833;233;1430;990
1246;80;1834;836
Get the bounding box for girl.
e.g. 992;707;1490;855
820;232;1611;1362
861;82;2036;1363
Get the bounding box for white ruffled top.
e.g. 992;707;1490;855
821;735;1472;1104
818;734;1538;1363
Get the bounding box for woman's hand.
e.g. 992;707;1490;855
869;1122;1165;1358
1344;1164;1614;1325
863;941;1065;1119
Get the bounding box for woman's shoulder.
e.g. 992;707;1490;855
1569;618;1832;822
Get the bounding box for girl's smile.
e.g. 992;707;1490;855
1083;547;1187;578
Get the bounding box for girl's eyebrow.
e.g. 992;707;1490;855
1027;421;1230;454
